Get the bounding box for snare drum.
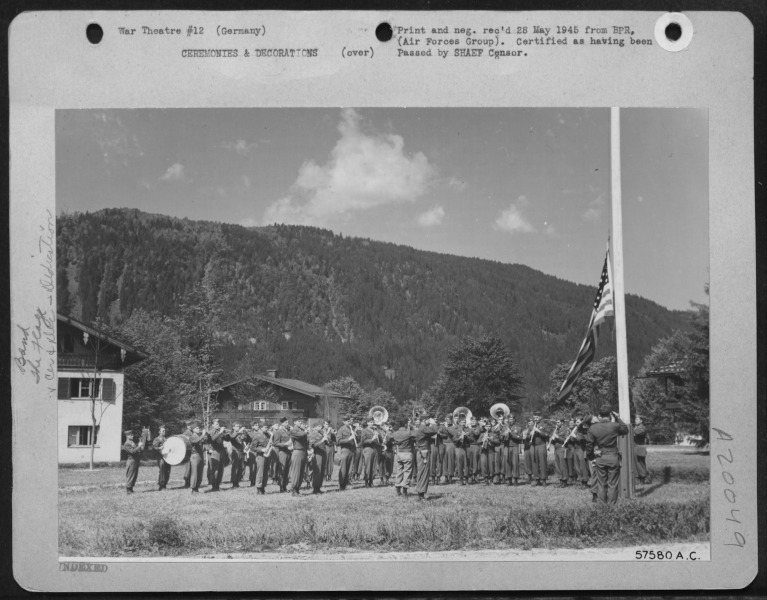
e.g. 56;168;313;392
162;434;192;466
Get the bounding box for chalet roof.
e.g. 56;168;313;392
214;374;351;399
645;360;687;378
57;313;149;367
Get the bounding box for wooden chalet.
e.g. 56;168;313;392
211;369;349;427
56;313;149;464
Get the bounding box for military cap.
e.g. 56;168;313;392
599;404;613;416
123;429;135;436
279;417;288;423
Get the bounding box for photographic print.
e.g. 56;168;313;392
54;106;710;560
9;10;755;592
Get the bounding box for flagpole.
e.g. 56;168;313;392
610;106;635;499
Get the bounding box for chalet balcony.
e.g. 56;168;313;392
210;408;307;425
57;353;125;371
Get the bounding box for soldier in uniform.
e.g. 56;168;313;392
181;420;196;488
352;422;364;481
381;424;395;485
359;420;378;487
391;420;416;497
467;416;482;483
412;415;439;501
123;429;145;494
491;417;505;484
272;417;292;493
528;415;550;486
441;414;456;484
551;418;569;488
336;416;356;491
307;423;327;494
478;419;495;485
633;416;650;484
575;416;592;487
246;420;267;493
407;417;420;488
586;404;629;504
229;421;247;488
324;421;336;482
152;425;171;491
563;418;579;484
188;420;207;494
205;418;230;492
521;418;535;484
505;416;524;485
429;416;446;485
449;415;469;485
288;418;309;496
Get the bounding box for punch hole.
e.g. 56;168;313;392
654;13;693;52
375;22;393;42
664;22;682;42
86;23;104;45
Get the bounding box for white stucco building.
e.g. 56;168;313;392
57;314;148;464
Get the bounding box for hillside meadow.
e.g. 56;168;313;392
59;446;709;557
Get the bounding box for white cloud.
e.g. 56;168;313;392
262;109;434;225
160;162;186;182
417;205;445;227
494;197;535;234
93;112;142;167
222;139;258;156
446;176;468;191
240;217;260;227
582;193;606;222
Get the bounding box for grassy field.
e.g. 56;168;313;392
59;446;710;557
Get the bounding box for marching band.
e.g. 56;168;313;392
128;403;631;503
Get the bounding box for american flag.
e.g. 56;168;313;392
557;250;615;403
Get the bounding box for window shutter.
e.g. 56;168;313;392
58;378;70;400
102;378;115;402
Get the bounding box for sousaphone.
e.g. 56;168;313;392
452;406;473;423
369;405;389;425
489;402;510;420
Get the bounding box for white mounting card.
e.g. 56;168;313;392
9;10;756;593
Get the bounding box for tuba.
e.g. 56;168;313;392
453;406;473;424
369;406;389;425
489;403;510;421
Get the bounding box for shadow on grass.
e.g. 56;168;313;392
636;465;672;497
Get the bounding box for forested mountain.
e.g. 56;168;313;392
56;208;693;404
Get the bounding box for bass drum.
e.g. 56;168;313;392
162;434;192;466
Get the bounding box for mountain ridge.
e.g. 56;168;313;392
56;208;692;402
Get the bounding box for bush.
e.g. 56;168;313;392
497;498;709;547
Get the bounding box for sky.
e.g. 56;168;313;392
56;107;708;311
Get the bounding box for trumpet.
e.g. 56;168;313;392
263;430;276;458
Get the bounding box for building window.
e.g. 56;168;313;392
58;377;116;401
281;401;296;411
71;378;101;399
67;425;100;447
254;401;267;411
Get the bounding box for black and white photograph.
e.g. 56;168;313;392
53;106;710;559
8;10;757;593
